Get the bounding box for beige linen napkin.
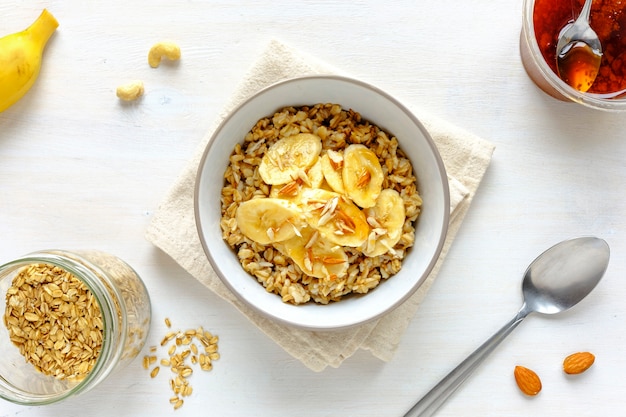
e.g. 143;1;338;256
146;40;495;371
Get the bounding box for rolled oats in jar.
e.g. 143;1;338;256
0;250;151;405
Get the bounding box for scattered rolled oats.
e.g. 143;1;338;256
144;318;220;410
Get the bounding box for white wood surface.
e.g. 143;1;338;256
1;1;625;416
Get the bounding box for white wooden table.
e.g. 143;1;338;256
1;1;625;416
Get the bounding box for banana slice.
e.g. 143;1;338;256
299;188;369;247
235;198;304;245
320;150;345;193
342;144;384;208
276;227;349;279
258;133;322;185
361;189;406;257
304;157;324;189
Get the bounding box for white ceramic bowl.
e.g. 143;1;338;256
195;75;449;330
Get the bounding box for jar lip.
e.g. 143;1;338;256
522;0;626;111
0;251;127;405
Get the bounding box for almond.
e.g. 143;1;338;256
514;365;542;396
563;351;595;375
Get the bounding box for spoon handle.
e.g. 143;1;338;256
580;0;594;22
403;308;529;417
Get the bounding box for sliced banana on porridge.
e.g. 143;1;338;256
342;144;384;208
221;103;422;304
305;158;325;189
320;150;345;194
362;189;406;257
258;133;322;185
299;188;369;248
276;227;349;279
235;198;304;245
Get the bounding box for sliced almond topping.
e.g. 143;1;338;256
305;230;320;249
327;149;344;169
297;169;311;187
277;181;299;196
303;253;313;272
356;170;371;188
320;196;339;218
321;256;347;265
291;222;302;237
334;208;356;232
373;227;387;236
366;216;383;229
275;154;283;171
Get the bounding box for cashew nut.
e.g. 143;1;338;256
116;80;144;101
148;41;181;68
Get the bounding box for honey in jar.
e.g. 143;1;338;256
533;0;626;97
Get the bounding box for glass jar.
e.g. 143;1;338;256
520;0;626;110
0;250;151;405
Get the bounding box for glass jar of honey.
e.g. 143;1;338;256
521;0;626;110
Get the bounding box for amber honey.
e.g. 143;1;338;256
533;0;626;96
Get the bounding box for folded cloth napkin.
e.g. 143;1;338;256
146;39;495;371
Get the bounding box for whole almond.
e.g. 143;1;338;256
514;365;542;396
563;351;595;374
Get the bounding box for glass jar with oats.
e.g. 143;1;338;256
0;250;151;405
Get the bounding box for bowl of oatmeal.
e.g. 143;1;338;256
195;75;449;330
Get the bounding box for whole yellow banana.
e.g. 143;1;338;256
0;9;58;112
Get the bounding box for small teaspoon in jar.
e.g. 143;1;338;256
556;0;603;92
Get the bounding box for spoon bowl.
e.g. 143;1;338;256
555;0;603;92
522;236;608;314
404;237;610;417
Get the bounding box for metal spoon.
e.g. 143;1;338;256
555;0;602;92
404;237;610;417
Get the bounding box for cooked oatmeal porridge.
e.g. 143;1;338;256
220;103;422;305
